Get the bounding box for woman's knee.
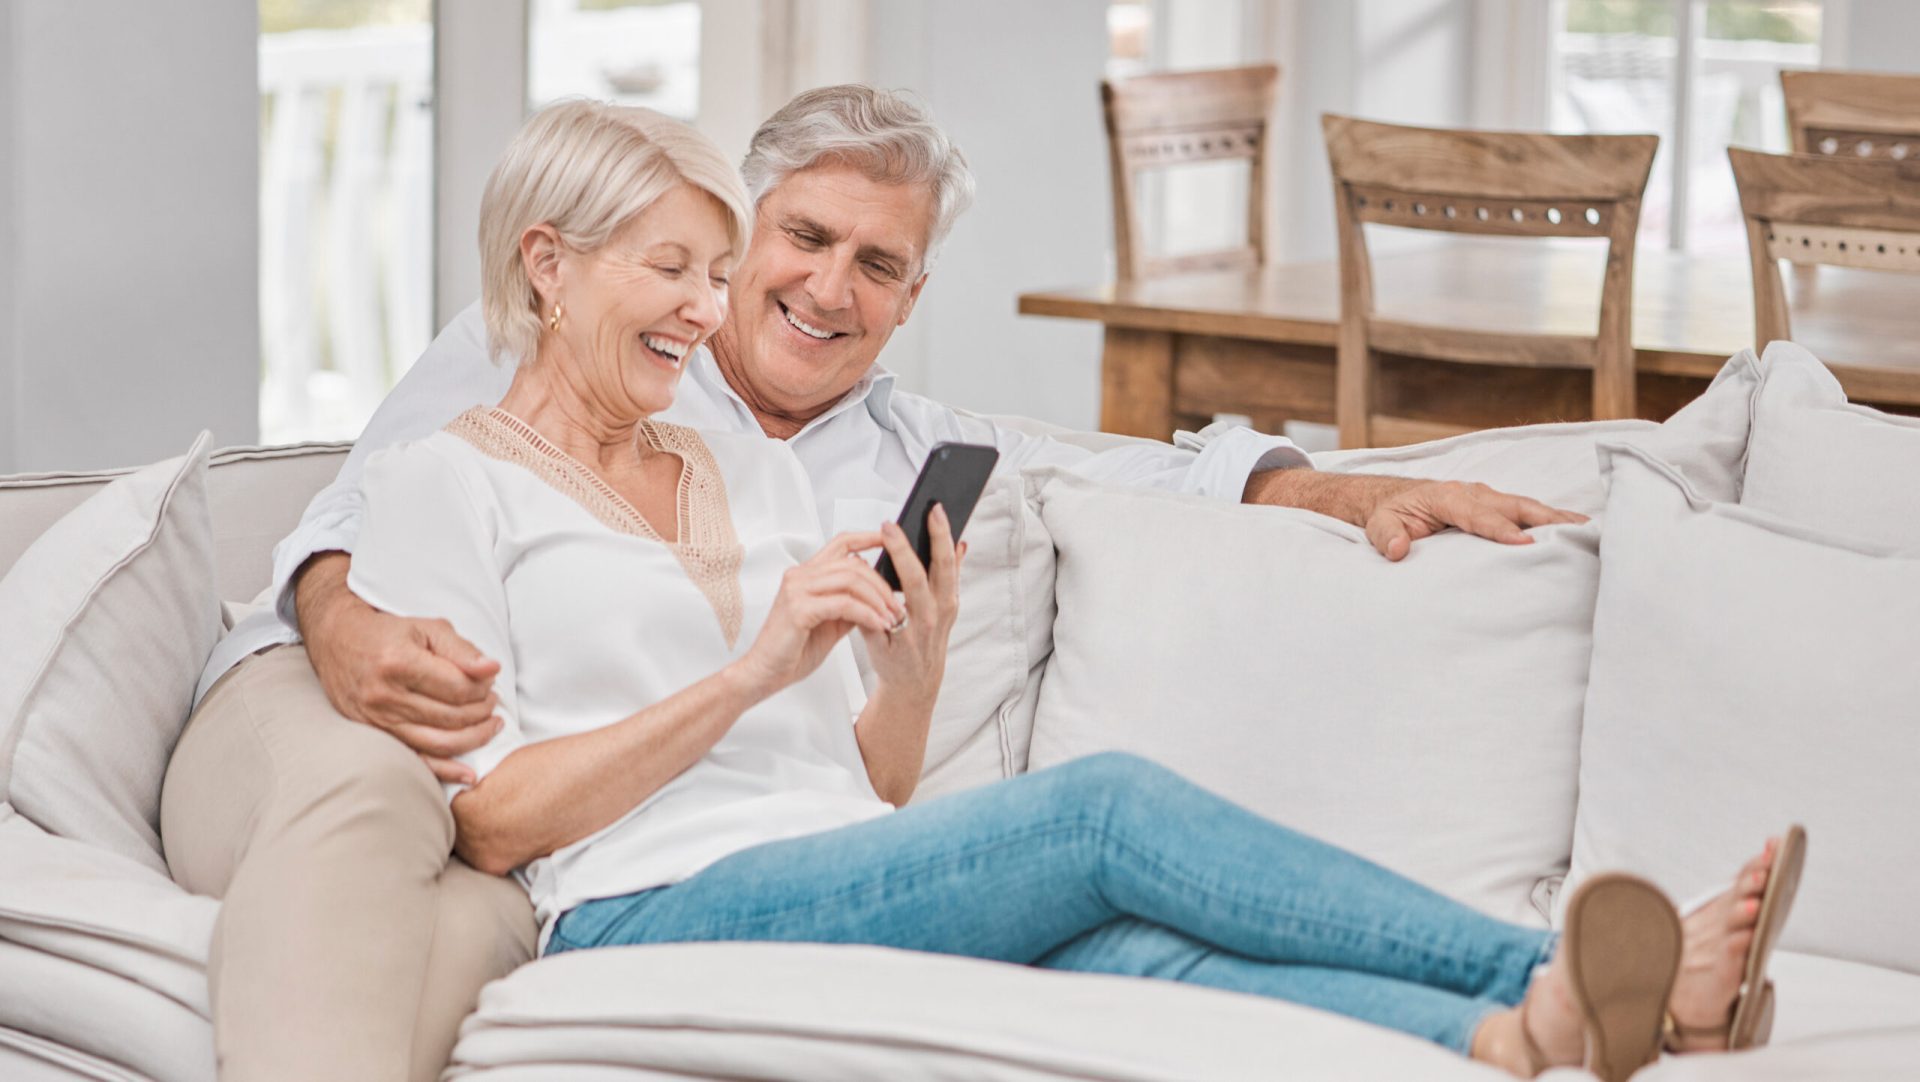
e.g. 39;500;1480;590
1053;751;1171;795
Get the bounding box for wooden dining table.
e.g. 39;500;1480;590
1016;236;1920;441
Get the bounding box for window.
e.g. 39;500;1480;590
258;0;434;444
527;0;701;117
1549;0;1824;254
1108;0;1152;81
1105;0;1257;264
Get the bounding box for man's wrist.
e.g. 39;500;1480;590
291;551;353;641
1241;468;1291;506
1242;467;1420;528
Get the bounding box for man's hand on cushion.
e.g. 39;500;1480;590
1242;469;1587;562
294;552;503;784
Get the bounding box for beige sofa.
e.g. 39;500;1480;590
2;342;1916;1081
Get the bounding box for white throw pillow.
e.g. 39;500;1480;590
1742;340;1920;547
842;475;1055;801
1027;470;1602;922
1566;443;1920;974
1023;354;1768;923
0;433;219;872
1318;348;1765;514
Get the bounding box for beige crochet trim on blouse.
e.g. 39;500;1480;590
445;407;746;647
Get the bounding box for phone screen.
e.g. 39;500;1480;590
874;442;999;590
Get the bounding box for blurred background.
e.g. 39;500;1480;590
0;0;1895;471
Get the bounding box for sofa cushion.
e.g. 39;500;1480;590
0;940;213;1082
1761;951;1920;1046
1026;471;1598;923
1742;340;1920;547
0;809;216;1016
0;809;215;1082
1628;1025;1920;1081
1566;444;1920;974
838;474;1055;800
1317;348;1765;514
0;434;221;872
445;941;1493;1081
0;441;350;604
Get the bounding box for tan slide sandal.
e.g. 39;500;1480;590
1730;824;1808;1050
1563;873;1683;1082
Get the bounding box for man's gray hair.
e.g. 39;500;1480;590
741;85;975;272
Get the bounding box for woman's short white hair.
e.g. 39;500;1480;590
740;85;974;273
478;99;753;362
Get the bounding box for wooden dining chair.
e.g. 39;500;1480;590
1102;64;1279;281
1322;115;1658;448
1783;70;1920;160
1729;147;1920;409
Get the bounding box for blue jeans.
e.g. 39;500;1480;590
548;752;1555;1054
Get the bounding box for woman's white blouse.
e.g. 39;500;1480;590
348;411;892;945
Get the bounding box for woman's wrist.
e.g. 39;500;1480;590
868;677;938;721
717;656;782;707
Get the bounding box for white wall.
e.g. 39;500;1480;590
435;1;530;329
1266;0;1479;264
0;7;15;472
1838;0;1920;75
866;0;1110;429
0;1;259;473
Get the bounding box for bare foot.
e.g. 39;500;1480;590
1665;840;1777;1052
1472;944;1585;1076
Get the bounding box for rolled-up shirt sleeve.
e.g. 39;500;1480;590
346;441;524;799
935;400;1309;502
268;302;513;631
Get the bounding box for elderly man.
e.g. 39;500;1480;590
163;85;1579;1082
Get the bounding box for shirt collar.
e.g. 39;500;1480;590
688;346;899;436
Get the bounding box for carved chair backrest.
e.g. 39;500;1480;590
1102;64;1279;280
1729;147;1920;359
1321;114;1658;447
1783;69;1920;161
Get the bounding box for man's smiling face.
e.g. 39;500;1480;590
712;163;934;428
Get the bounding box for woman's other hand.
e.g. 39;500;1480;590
730;531;901;700
862;504;965;709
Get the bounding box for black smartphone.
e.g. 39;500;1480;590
874;442;1000;591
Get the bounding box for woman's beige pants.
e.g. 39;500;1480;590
160;645;537;1082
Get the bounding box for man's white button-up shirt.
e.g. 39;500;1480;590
197;302;1307;701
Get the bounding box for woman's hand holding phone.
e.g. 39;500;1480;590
862;504;967;708
733;441;988;708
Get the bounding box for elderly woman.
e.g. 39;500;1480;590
348;99;1799;1081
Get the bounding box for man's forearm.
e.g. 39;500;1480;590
292;551;356;642
1241;468;1420;526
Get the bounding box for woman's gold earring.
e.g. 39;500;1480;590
548;302;564;331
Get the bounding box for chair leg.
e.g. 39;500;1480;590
1336;340;1374;449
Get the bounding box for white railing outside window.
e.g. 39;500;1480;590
259;25;434;445
1549;0;1824;254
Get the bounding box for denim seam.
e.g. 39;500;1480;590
685;815;1109;940
671;814;1525;999
1097;828;1519;994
